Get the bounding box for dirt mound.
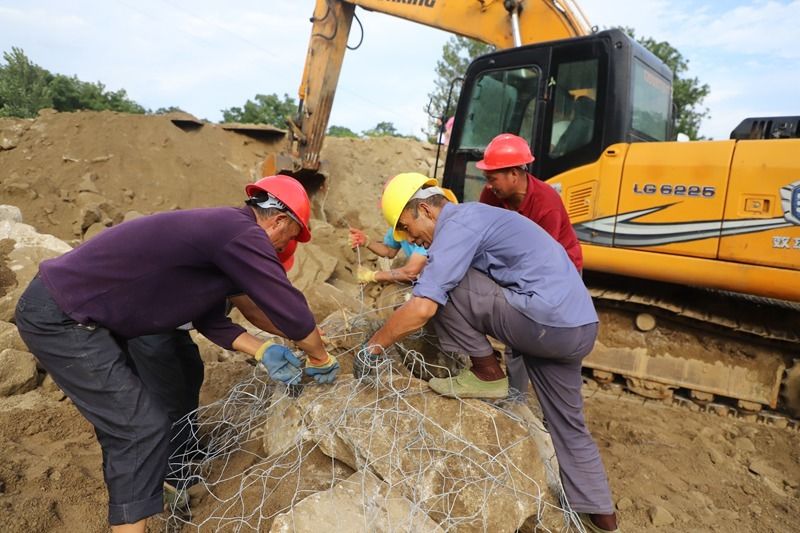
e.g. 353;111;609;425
318;135;443;230
0;110;284;241
0;110;441;243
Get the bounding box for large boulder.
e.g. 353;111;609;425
288;242;338;293
0;348;38;396
0;320;28;352
269;470;444;533
0;205;22;223
0;213;72;253
304;282;362;323
262;375;560;532
319;308;464;380
0;213;73;321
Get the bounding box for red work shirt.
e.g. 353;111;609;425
479;172;583;271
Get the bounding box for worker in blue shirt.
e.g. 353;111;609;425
360;172;619;533
349;225;428;284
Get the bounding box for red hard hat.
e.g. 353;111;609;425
475;133;535;171
277;239;297;272
246;175;312;242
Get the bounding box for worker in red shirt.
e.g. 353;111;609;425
478;133;583;271
477;133;584;397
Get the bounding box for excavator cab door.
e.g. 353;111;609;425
444;34;615;200
443;47;550;201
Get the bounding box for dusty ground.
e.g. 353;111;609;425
0;111;798;532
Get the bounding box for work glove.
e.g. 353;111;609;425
304;354;340;384
349;228;369;248
255;341;303;385
357;267;378;284
353;346;382;379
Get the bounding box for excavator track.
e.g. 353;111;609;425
582;380;799;431
582;273;800;421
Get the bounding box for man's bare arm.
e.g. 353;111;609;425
367;296;438;352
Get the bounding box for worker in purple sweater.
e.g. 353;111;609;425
14;175;339;533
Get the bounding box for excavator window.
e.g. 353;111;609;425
459;66;540;149
457;66;541;200
630;58;671;141
548;58;599;158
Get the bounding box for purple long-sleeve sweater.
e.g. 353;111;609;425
38;206;315;348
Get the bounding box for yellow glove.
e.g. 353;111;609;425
254;339;274;362
304;354;340;384
357;267;378;284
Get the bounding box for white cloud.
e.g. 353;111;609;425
675;0;800;59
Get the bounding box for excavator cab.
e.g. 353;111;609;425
442;29;672;199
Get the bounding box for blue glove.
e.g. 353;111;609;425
304;354;340;384
255;342;303;385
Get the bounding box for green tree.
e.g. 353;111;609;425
327;124;359;138
425;36;493;141
0;47;146;117
0;47;52;118
98;86;146;114
220;93;298;127
49;74;145;114
153;106;186;114
362;121;402;138
622;28;710;140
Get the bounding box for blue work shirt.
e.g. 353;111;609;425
383;228;427;258
413;202;597;327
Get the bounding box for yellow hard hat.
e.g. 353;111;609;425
381;172;457;241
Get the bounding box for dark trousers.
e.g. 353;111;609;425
431;269;614;514
15;277;170;525
125;330;204;489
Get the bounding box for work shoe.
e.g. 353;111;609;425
578;513;620;533
163;482;190;519
428;369;508;399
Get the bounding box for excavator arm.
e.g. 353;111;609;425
278;0;590;179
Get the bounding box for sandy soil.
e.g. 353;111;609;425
0;111;798;532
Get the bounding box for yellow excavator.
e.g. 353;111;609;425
279;0;800;418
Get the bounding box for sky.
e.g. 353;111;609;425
1;0;798;140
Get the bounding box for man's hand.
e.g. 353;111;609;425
255;342;303;385
348;228;369;248
357;267;377;284
304;354;340;384
353;345;383;379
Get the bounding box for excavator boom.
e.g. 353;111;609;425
341;0;589;48
281;0;590;178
